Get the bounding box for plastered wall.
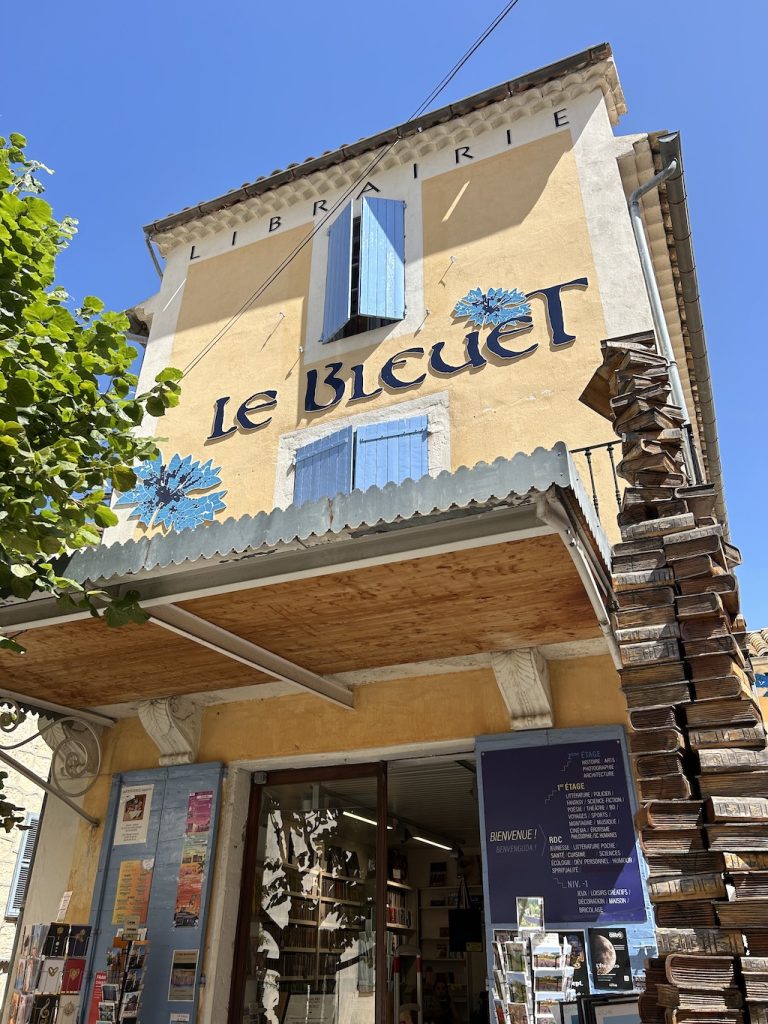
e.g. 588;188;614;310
54;654;622;924
108;91;647;547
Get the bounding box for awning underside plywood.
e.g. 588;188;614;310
1;534;600;708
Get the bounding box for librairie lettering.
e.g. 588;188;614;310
207;276;587;442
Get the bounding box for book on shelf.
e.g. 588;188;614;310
430;861;448;887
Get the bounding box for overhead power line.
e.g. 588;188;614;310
181;0;522;378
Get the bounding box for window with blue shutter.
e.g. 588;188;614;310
5;812;39;919
293;417;428;504
353;416;428;491
293;426;354;506
321;203;353;343
321;198;406;343
358;198;406;321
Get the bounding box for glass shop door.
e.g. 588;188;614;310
231;764;387;1024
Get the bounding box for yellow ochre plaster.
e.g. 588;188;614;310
136;131;621;537
62;655;624;921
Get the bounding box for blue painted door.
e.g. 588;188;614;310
358;198;405;321
321;202;353;341
293;426;354;505
353;415;428;490
83;763;223;1024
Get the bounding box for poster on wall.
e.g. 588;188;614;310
114;784;154;846
185;791;212;833
168;950;199;1002
112;859;154;925
480;738;646;924
173;837;206;927
173;791;213;927
588;928;632;992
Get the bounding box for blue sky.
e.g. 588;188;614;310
3;1;766;623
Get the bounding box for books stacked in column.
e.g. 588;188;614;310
581;330;768;1024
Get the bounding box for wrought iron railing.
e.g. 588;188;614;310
569;441;622;521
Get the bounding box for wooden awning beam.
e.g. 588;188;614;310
149;604;355;709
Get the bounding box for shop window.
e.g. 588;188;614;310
321;198;406;343
5;812;40;919
293;415;428;506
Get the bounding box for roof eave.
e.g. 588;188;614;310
143;43;622;241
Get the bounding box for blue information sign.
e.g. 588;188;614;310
479;735;646;924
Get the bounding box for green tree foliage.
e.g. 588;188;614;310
0;133;182;665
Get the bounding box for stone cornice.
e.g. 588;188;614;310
150;54;623;256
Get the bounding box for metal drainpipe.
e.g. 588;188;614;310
628;163;701;485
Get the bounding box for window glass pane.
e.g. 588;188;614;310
240;779;378;1024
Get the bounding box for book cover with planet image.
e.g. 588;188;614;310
587;928;632;991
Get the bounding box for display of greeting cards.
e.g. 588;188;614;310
505;941;527;973
9;921;94;1024
508;1003;529;1024
532;935;575;1020
16;994;35;1024
30;994;59;1024
98;1001;118;1021
30;924;49;958
62;957;86;992
42;923;69;957
58;994;81;1021
37;958;65;995
66;924;92;957
516;897;544;932
23;957;41;993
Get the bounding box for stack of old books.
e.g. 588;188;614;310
580;331;768;1024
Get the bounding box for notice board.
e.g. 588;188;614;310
477;728;647;925
82;763;223;1024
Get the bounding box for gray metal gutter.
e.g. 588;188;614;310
144;43;618;239
656;131;728;534
0;444;611;630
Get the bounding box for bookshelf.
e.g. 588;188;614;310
417;884;484;1023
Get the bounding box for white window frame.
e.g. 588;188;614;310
273;391;451;510
304;178;425;362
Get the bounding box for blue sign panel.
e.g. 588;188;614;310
478;732;646;925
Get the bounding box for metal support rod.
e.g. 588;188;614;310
0;688;115;728
0;747;99;827
628;161;701;484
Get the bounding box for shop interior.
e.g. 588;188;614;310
237;758;486;1024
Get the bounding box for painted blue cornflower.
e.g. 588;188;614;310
453;287;531;329
115;452;227;532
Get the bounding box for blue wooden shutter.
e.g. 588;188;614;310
321;202;353;342
294;427;354;505
359;198;405;321
353;416;428;491
5;812;39;918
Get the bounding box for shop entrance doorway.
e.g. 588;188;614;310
229;756;485;1024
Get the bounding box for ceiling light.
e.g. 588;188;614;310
342;811;393;830
413;835;452;851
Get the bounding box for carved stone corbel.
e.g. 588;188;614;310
490;648;554;729
137;696;201;765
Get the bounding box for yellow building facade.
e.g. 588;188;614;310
0;43;748;1024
